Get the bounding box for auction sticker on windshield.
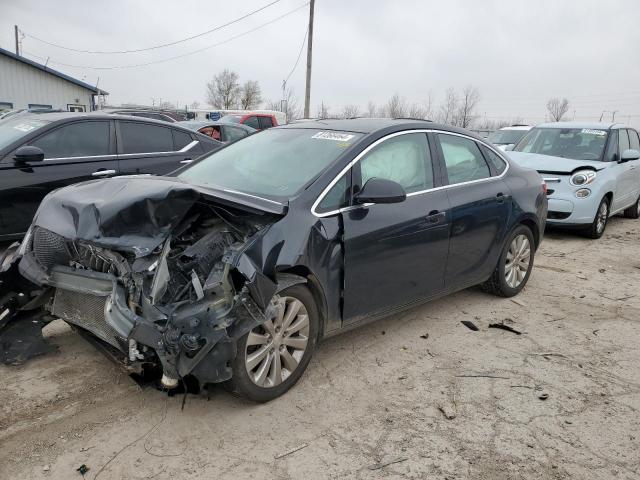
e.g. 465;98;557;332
581;129;607;136
13;123;38;132
312;131;355;142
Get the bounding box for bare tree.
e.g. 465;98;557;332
240;80;262;109
159;101;175;110
316;101;330;118
206;69;240;109
384;94;408;118
266;87;302;123
190;100;200;109
341;104;361;119
546;97;570;122
438;87;459;125
365;101;378;118
457;86;481;128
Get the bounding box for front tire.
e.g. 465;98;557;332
623;196;640;219
482;225;535;297
584;196;609;239
226;285;318;402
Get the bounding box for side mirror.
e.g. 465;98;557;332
355;178;406;205
14;146;45;163
504;144;514;151
621;149;640;162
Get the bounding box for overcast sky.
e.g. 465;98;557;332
2;0;640;126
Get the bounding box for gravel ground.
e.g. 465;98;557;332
1;216;639;479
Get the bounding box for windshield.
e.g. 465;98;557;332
488;129;528;145
179;128;362;199
0;116;50;151
514;127;609;161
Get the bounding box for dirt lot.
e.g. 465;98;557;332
1;217;639;480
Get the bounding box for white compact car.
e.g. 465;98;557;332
487;125;532;151
508;122;640;238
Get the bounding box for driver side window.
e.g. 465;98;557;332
359;133;433;193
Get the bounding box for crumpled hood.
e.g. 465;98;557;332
507;151;610;174
31;176;283;257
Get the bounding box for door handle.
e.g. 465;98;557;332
425;210;446;224
180;159;193;165
91;169;116;177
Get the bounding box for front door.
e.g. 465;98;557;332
434;133;512;289
0;120;117;238
342;132;450;324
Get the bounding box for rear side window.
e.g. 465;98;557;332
480;144;507;175
619;129;630;153
360;133;433;193
438;134;491;184
628;129;640;151
119;122;174;154
243;116;260;129
172;129;193;150
258;116;274;129
32;121;110;159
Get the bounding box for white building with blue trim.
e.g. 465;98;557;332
0;47;108;113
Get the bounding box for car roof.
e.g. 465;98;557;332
278;118;478;137
534;121;626;130
499;125;532;131
14;111;192;128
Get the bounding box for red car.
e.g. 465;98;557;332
219;113;278;130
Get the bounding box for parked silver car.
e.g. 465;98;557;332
508;122;640;238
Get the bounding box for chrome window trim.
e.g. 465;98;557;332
311;129;510;218
179;140;199;153
44;154;118;161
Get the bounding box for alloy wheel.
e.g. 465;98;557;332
596;201;608;234
504;234;531;289
245;296;310;388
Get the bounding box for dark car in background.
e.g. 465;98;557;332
0;112;222;240
178;120;256;143
0;119;547;402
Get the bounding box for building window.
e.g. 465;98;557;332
0;102;13;111
28;104;53;110
67;104;87;112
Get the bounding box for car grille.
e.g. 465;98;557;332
51;289;124;349
32;227;70;269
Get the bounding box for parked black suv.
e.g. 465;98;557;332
0;112;221;240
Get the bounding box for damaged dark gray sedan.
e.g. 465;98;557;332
0;119;547;401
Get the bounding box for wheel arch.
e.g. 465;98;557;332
275;266;328;341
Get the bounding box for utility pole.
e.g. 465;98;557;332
14;25;19;55
303;0;315;119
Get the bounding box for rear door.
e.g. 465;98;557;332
615;128;635;210
0;119;116;237
116;121;199;175
342;131;450;324
434;132;512;289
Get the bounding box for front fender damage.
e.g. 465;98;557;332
0;177;289;390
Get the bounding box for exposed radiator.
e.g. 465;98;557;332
51;289;123;349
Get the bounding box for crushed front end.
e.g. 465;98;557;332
0;177;284;390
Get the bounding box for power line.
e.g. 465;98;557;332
284;26;308;86
22;0;282;54
23;2;309;70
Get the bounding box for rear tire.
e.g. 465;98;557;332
482;225;535;297
623;196;640;219
225;285;318;402
584;196;609;239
